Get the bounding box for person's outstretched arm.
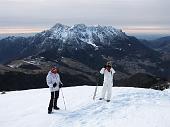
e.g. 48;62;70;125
100;68;105;74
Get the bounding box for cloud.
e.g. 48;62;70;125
6;0;47;2
0;0;169;32
0;27;44;34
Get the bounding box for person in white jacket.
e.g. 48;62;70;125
46;66;63;114
99;62;115;102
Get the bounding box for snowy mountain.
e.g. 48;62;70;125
40;23;128;47
29;23;159;59
24;24;161;73
0;23;158;64
0;23;169;91
1;86;170;127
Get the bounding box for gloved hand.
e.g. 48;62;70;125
59;83;63;88
50;87;53;91
53;83;57;87
104;65;107;68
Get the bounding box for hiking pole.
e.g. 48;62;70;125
60;88;67;110
93;72;99;100
93;83;98;100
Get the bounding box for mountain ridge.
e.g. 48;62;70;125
0;23;169;91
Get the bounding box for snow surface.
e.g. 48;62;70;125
86;41;98;48
0;86;170;127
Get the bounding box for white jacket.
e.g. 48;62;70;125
46;71;62;92
100;68;115;83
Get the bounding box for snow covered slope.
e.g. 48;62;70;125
0;86;170;127
47;23;127;43
31;23;129;51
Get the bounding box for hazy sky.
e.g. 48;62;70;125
0;0;170;34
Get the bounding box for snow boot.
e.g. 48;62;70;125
48;110;52;114
106;100;110;102
54;106;60;110
99;98;103;100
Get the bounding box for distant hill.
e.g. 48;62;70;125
140;36;170;53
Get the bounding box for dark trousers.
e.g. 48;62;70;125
48;91;59;111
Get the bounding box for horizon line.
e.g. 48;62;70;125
0;26;170;34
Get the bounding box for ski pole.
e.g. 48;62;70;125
93;84;98;100
93;72;99;100
60;88;67;110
